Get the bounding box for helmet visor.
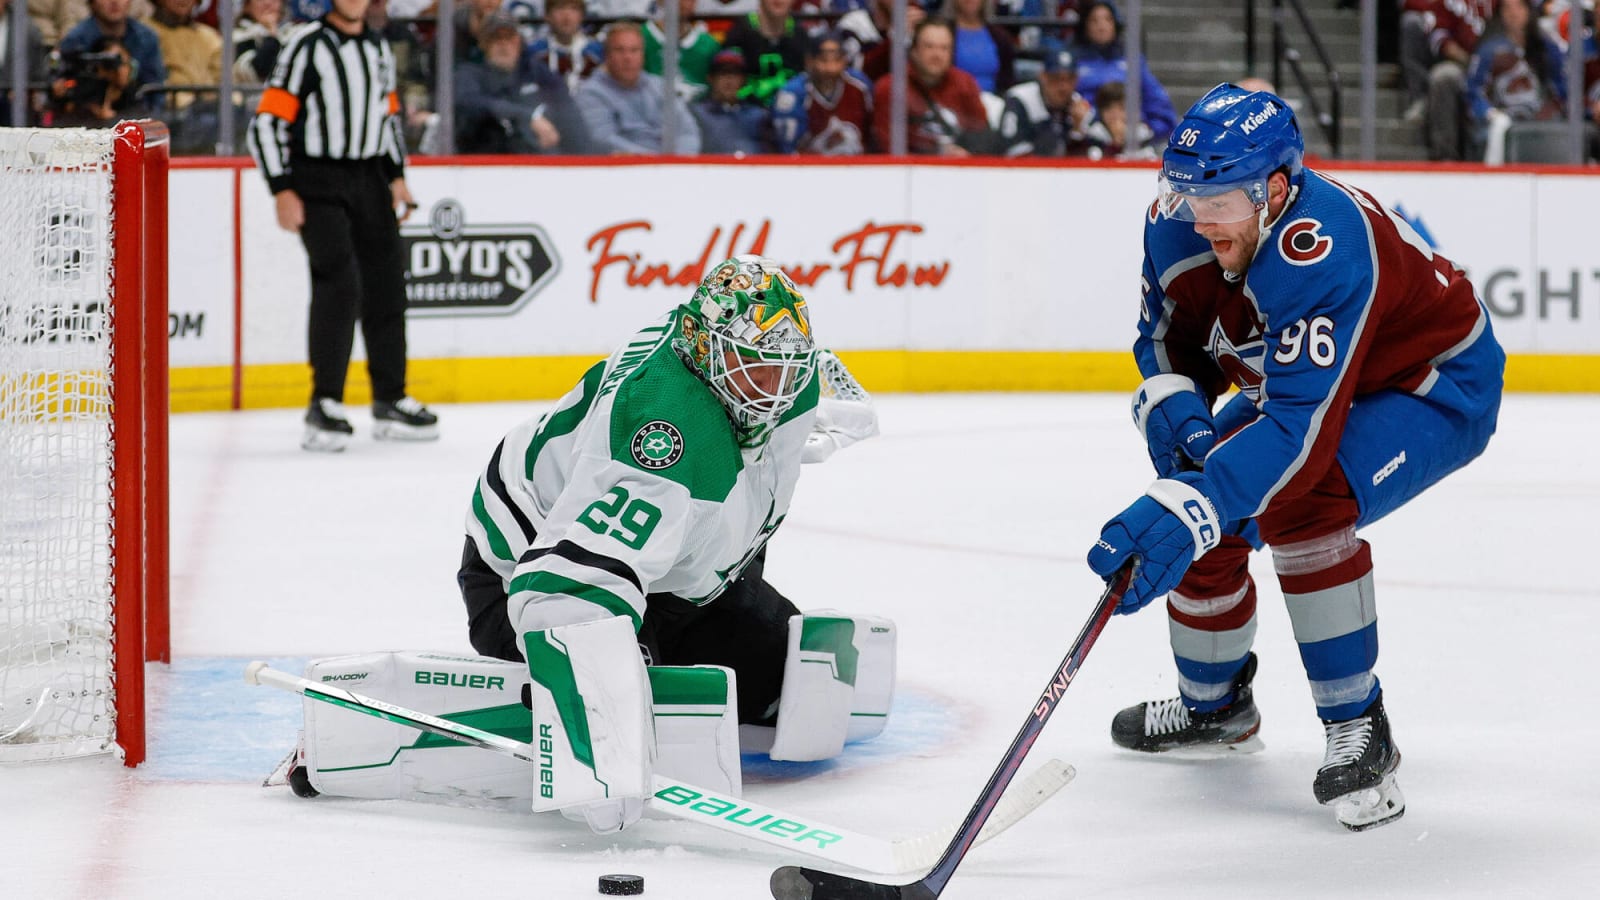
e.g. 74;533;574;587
1157;175;1265;224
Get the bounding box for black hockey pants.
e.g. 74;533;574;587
293;158;409;404
458;538;798;726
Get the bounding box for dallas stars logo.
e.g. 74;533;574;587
631;420;684;470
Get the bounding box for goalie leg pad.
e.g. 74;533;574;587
649;665;742;797
299;651;533;803
523;616;654;820
763;611;897;762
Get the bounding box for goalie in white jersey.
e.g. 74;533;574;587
278;256;894;836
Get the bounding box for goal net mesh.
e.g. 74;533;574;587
0;128;119;760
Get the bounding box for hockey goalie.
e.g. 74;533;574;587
269;256;894;834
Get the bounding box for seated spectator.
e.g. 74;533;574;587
27;0;88;46
48;34;148;124
527;0;603;96
2;0;46;126
692;48;769;153
457;11;592;154
1082;79;1155;160
454;0;509;66
148;0;221;110
940;0;1014;94
57;0;167;113
872;17;993;155
366;0;436;152
771;28;874;154
998;46;1090;157
232;0;288;85
1401;0;1493;159
723;0;809;105
146;0;222;152
645;0;723;100
1071;0;1175;142
576;21;701;154
839;0;925;83
1467;0;1566;163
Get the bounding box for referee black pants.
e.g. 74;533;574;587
458;538;799;726
293;158;408;405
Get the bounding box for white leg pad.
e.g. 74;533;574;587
649;665;742;797
523;616;654;815
300;650;533;804
766;611;897;762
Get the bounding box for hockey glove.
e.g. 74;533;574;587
802;396;881;464
1088;472;1226;614
1132;374;1217;478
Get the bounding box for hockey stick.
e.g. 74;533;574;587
769;564;1135;900
244;662;1072;874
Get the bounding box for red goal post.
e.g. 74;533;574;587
0;121;170;767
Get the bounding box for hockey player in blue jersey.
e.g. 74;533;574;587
1085;84;1505;830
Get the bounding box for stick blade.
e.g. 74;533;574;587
769;866;935;900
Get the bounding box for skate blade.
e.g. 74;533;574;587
372;421;440;442
1332;774;1406;832
261;747;296;788
302;428;351;452
1163;733;1265;758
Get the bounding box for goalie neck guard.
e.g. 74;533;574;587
673;256;817;448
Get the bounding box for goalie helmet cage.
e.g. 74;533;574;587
0;121;170;768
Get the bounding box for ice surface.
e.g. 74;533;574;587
2;394;1595;899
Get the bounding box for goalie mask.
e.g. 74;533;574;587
674;256;817;447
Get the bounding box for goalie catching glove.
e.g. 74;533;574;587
802;349;879;464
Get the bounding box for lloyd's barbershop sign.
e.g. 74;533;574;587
402;199;561;316
583;219;953;304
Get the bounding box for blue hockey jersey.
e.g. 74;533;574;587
1136;169;1501;523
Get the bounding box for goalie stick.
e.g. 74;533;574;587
244;662;1071;874
768;564;1135;900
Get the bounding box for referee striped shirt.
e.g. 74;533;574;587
247;18;406;194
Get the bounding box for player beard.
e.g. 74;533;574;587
1200;225;1261;277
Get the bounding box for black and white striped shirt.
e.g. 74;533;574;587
247;18;406;194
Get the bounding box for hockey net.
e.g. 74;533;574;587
0;123;170;766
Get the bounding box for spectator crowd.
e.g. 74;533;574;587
1;0;1594;161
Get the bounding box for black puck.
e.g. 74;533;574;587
598;873;644;895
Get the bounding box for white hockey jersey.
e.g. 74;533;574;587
466;312;820;633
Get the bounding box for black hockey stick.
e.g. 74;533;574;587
769;563;1136;900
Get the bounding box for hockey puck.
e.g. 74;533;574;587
598;873;644;895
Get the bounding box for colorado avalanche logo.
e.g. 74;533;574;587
1279;218;1333;266
1207;320;1266;402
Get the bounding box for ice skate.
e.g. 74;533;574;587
302;398;353;452
1111;653;1263;755
263;734;320;798
1314;692;1404;831
372;396;439;441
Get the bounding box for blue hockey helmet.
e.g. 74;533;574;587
1158;83;1304;224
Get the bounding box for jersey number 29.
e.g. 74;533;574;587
578;487;662;550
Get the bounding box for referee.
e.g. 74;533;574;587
247;0;439;452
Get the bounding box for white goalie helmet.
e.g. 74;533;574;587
673;255;818;447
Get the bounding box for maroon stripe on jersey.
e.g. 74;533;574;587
1278;540;1374;596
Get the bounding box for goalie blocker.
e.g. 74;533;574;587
283;611;894;810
